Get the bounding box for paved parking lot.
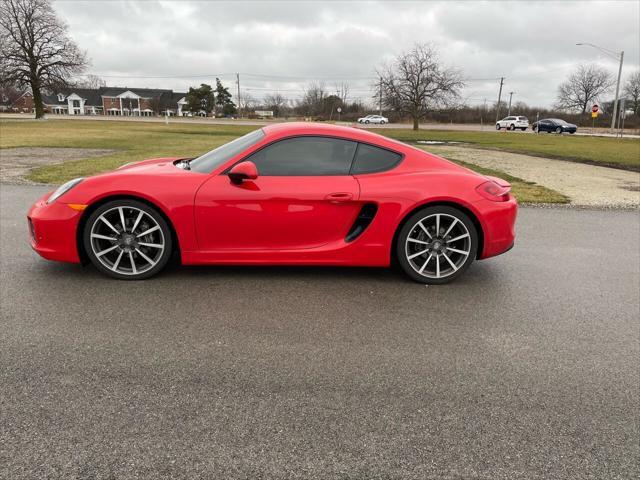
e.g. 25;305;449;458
1;185;639;479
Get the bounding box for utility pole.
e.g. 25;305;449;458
576;43;625;134
611;50;624;133
379;77;382;116
495;77;504;123
236;73;241;118
507;92;514;116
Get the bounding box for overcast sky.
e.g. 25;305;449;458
55;0;639;108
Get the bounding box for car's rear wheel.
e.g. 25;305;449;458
495;124;501;130
83;199;172;280
509;124;516;130
555;127;562;134
396;206;478;284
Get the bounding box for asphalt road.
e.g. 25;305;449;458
1;184;639;479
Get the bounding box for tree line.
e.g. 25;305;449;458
1;0;639;128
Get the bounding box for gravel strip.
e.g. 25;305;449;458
423;145;640;209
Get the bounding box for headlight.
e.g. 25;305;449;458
47;177;84;204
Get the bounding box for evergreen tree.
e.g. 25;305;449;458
214;78;236;115
185;83;215;114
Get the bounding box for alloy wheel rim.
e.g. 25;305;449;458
405;213;471;279
90;206;165;275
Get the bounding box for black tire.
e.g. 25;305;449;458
495;124;501;130
396;206;478;284
380;120;386;124
555;127;562;134
83;199;173;280
520;127;527;131
569;131;575;134
509;124;516;131
365;120;370;124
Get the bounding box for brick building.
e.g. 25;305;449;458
5;87;188;117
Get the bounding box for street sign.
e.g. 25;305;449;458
592;112;598;118
337;107;342;113
591;104;599;113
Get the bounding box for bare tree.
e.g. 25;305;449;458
0;0;88;118
335;81;349;104
77;74;106;89
239;90;257;114
377;44;464;130
299;81;326;116
264;92;288;117
555;64;613;114
623;70;640;116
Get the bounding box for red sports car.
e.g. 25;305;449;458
28;123;517;283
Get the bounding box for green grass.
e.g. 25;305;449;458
0;119;256;183
375;128;640;171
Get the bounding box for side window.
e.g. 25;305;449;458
247;136;357;176
351;143;402;175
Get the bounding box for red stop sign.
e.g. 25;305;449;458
592;104;599;113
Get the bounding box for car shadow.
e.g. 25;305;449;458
34;257;498;288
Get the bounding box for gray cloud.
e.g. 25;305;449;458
55;0;639;108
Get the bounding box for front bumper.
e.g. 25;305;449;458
27;192;83;263
476;194;518;259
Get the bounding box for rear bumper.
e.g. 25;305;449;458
476;195;518;259
27;193;82;263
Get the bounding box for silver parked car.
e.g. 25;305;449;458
357;114;389;124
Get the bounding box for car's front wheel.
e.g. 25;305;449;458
380;120;386;124
83;199;173;280
495;124;501;130
365;120;370;124
509;124;516;131
396;206;478;284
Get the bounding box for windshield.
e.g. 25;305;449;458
189;129;265;173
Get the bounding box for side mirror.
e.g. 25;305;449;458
228;161;258;185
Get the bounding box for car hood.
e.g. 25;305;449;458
116;157;183;171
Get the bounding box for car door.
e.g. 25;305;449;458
194;136;361;251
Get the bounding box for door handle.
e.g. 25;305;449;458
325;192;353;203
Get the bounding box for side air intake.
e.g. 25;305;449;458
345;203;378;243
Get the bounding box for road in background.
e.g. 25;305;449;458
2;113;638;138
1;184;638;479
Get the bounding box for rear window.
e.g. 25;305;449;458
351;143;402;174
518;116;528;121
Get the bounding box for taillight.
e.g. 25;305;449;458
476;180;511;202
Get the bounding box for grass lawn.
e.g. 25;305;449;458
375;128;640;171
1;119;256;183
0;119;598;203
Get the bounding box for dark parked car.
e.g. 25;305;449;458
532;118;577;134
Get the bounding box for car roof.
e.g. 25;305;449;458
262;122;397;145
